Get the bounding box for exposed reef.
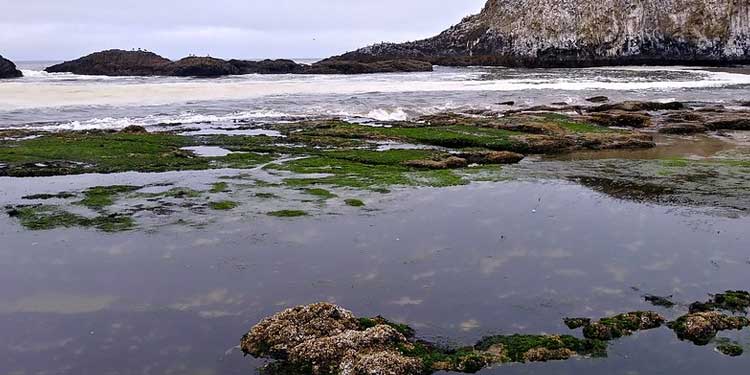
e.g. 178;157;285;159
242;292;750;374
0;55;22;79
44;50;433;77
327;0;750;68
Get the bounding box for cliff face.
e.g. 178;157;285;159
0;55;22;79
328;0;750;67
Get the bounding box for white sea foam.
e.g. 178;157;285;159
2;67;749;112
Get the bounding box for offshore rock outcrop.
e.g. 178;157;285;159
44;50;433;77
327;0;750;67
0;55;22;79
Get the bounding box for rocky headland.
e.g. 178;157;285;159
326;0;750;68
0;55;22;79
44;49;433;77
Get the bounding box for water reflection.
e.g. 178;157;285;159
1;181;748;374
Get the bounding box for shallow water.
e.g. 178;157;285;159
1;177;749;374
2;63;750;373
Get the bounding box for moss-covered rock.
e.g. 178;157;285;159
668;312;750;345
575;311;665;341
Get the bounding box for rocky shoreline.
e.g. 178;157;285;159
43;50;433;77
0;55;22;79
327;0;750;68
241;291;750;374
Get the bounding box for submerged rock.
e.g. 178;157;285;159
0;55;22;79
327;0;750;68
689;290;750;314
644;294;676;308
717;342;744;357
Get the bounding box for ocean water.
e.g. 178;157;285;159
1;63;750;374
2;63;750;131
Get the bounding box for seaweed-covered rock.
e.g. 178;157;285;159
644;295;676;308
658;123;707;134
241;303;360;358
403;156;468;170
241;303;424;375
689;291;750;314
564;317;592;329
587;112;652;128
287;325;421;374
456;151;525;165
0;55;22;79
580;311;665;340
119;125;148;134
668;311;750;345
588;101;686;113
717;342;744;357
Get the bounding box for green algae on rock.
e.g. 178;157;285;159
209;182;229;193
77;185;142;209
244;291;750;375
6;205;135;232
689;291;750;314
572;311;665;341
303;188;337;200
0;132;274;177
267;210;308;218
668;312;750;346
345;199;366;207
209;200;239;210
243;303;607;375
717;342;744;357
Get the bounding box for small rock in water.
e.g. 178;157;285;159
586;96;610;103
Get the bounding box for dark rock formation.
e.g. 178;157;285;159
306;59;433;74
229;59;307;74
44;50;432;77
327;0;750;68
165;57;240;77
0;55;22;79
45;50;171;76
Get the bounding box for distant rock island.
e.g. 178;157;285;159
0;55;22;79
327;0;750;67
44;50;432;77
21;0;750;77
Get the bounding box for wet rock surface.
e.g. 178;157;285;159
244;293;750;374
668;312;750;345
0;55;22;79
241;303;423;375
328;0;750;68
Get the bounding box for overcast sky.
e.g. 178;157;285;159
0;0;486;61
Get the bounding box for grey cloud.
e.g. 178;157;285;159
1;0;486;60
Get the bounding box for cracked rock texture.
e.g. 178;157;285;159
329;0;750;67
